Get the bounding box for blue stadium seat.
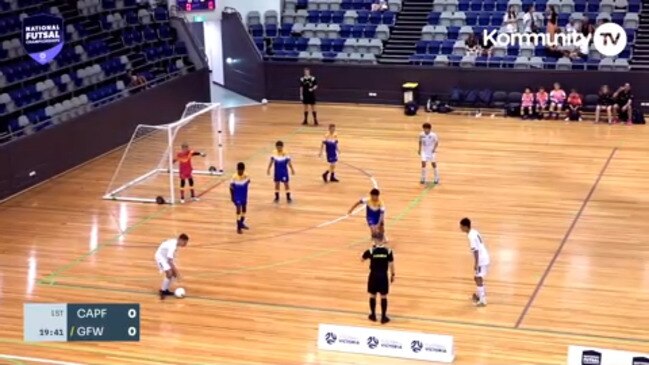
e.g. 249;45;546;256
478;13;490;25
307;10;319;23
340;24;352;37
491;12;504;25
629;0;640;12
321;38;333;51
161;44;173;58
429;40;442;54
266;23;278;37
483;0;495;12
284;37;296;51
154;6;168;21
626;28;635;44
272;37;285;50
465;12;478;25
586;2;598;12
416;40;428;54
249;24;263;37
159;23;173;39
574;0;586;12
448;26;459;39
357;10;370;23
476;56;488;67
125;11;138;26
543;57;557;69
280;23;293;36
470;1;483;11
320;10;332;23
175;41;188;55
428;12;441;24
507;45;519;56
143;26;158;41
459;0;470;11
332;10;345;23
558;13;569;26
488;56;503;68
382;11;395;25
369;11;382;24
586;59;599;70
502;55;516;68
441;40;454;54
341;0;353;10
296;37;309;51
611;13;624;25
323;51;337;62
571;59;586;70
496;0;508;11
352;25;364;37
364;25;377;38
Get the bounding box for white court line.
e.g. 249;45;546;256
316;206;364;228
0;354;86;365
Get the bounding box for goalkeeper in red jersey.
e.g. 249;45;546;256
174;142;206;203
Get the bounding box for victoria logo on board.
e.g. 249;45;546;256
581;350;602;365
411;340;423;353
632;356;649;365
22;14;64;65
367;336;379;349
324;332;337;345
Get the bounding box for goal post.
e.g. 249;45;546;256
103;102;224;204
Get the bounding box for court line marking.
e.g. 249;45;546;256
49;281;649;346
0;355;85;365
38;125;309;285
514;147;618;328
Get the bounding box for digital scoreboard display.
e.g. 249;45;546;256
24;303;140;342
177;0;216;12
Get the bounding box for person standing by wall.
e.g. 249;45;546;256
300;67;318;126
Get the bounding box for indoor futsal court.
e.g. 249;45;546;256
1;103;648;364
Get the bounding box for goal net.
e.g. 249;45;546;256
103;102;223;204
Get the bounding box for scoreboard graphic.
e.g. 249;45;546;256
177;0;216;12
24;303;140;342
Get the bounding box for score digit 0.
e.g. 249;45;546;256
128;326;137;337
128;308;137;319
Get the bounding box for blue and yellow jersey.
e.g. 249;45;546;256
323;132;338;158
230;173;250;203
361;196;385;223
270;151;291;176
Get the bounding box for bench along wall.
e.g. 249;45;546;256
0;69;210;201
264;62;649;108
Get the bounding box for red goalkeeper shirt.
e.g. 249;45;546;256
176;150;196;179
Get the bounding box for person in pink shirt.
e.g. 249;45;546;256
535;86;549;119
548;82;566;120
520;87;535;119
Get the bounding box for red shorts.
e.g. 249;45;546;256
179;170;193;180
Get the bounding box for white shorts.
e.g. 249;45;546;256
475;265;489;278
420;152;437;163
155;256;171;272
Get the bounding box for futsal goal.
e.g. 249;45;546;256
103;102;223;204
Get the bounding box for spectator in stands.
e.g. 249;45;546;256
127;70;147;92
582;17;595;38
502;6;519;34
565;89;583;122
264;37;274;56
371;0;388;11
565;19;582;34
545;28;564;58
595;85;614;124
521;88;534;119
535;86;549;119
546;5;558;40
549;82;566;119
613;83;633;125
479;34;494;57
522;5;542;33
465;34;480;56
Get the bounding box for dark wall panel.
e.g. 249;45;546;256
221;12;265;101
265;63;649;106
0;69;210;201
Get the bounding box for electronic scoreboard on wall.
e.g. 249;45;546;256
177;0;216;12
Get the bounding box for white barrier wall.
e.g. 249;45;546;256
568;345;649;365
317;323;455;363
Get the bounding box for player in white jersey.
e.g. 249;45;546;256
155;233;189;299
418;123;439;184
460;218;490;306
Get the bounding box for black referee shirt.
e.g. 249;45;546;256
598;92;613;106
300;75;317;96
362;245;393;275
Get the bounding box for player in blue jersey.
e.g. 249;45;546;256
266;140;295;203
230;162;250;234
319;124;340;183
348;188;387;241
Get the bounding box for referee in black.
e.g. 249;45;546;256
299;67;318;125
362;232;395;324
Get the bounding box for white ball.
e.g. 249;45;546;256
261;98;268;104
174;287;186;298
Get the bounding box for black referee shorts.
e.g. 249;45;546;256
367;273;389;295
302;93;316;105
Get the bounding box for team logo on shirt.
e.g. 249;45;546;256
581;350;602;365
367;336;379;349
324;332;337;345
22;14;64;65
411;340;423;353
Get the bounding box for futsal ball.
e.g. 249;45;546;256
174;288;186;298
208;166;217;174
261;98;268;104
155;196;165;204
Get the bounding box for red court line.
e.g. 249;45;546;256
514;147;618;328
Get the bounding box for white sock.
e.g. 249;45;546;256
434;167;439;180
162;278;172;291
421;168;426;180
477;285;485;299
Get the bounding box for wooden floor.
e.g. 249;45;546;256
1;104;648;365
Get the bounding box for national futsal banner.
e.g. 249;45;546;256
568;345;649;365
22;14;64;65
317;323;455;363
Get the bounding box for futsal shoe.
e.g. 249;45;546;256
330;176;339;183
179;199;185;204
381;316;390;324
302;120;308;125
159;289;173;300
434;178;440;184
476;298;487;307
471;293;479;303
241;222;249;230
287;196;293;203
420;179;425;184
368;314;377;322
322;171;329;182
191;197;199;202
237;227;243;234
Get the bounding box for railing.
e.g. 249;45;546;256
0;65;196;145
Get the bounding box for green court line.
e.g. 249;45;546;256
38;126;307;286
49;281;649;346
5;358;26;365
